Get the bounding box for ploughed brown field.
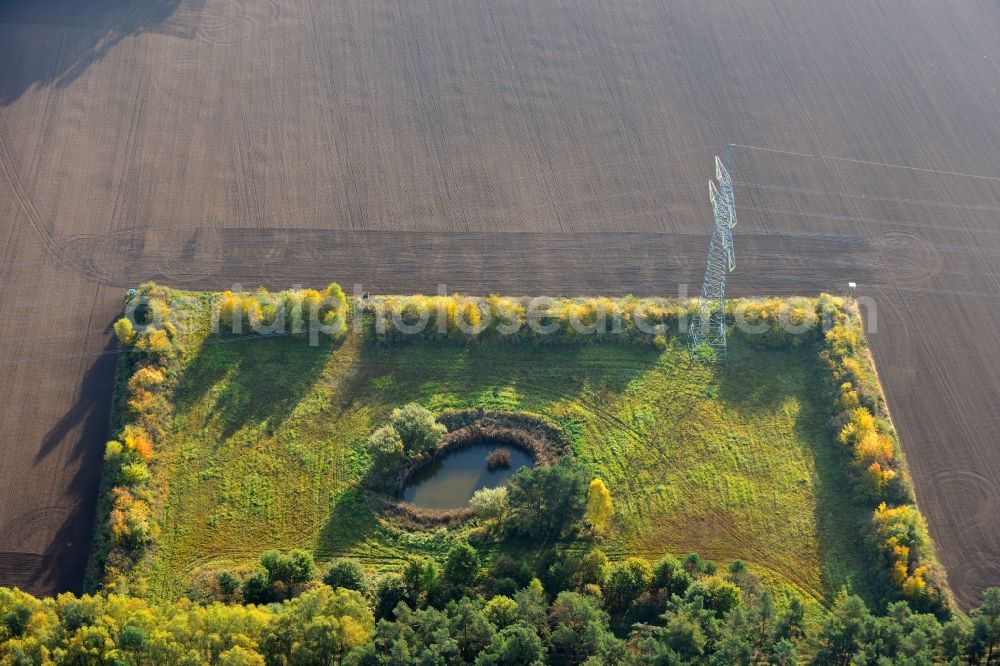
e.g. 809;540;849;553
2;0;999;607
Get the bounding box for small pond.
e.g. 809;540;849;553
401;443;534;510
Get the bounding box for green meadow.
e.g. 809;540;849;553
138;320;868;604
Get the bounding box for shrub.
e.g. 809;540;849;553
326;282;347;310
121;425;154;462
871;502;943;611
470;486;508;521
219;290;263;333
134;328;171;355
283;288;324;333
126;365;168;419
104;440;123;462
127;365;165;392
216;571;241;598
485;448;512;471
118;462;150;486
818;302;948;610
107;487;151;550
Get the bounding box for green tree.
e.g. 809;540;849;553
775;595;805;642
812;591;872;666
660;611;707;662
443;542;480;589
969;587;1000;666
711;605;753;666
216;570;242;601
388;403;446;456
242;570;272;605
770;638;798;666
683;577;741;618
682;552;704;575
475;624;545;666
653;555;691;598
401;557;441;608
575;549;609;590
546;591;627;665
324;558;371;597
483;596;520;630
261;586;373;666
942;618;969;662
259;549;317;601
486;555;532;597
366;425;404;474
514;579;549;637
365;603;461;664
2;604;30;638
60;624;118;665
119;624;149;666
447;597;495;663
504;461;589;540
605;557;653;611
373;575;408;621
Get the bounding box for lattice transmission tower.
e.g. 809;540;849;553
689;155;737;359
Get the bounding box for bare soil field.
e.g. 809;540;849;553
2;0;1000;607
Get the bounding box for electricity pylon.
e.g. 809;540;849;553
689;156;737;359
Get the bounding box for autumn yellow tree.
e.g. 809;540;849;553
113;317;136;345
585;478;614;535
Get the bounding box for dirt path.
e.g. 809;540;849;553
2;0;1000;606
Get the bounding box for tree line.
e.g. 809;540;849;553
4;542;1000;665
819;301;949;614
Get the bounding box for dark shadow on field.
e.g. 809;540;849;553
0;512;94;595
715;338;875;604
791;366;878;608
0;0;196;105
718;340;874;605
175;334;337;442
797;410;875;607
22;336;118;594
712;340;803;410
315;487;379;559
36;337;118;464
364;342;656;409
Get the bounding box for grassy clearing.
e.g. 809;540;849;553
137;310;868;605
